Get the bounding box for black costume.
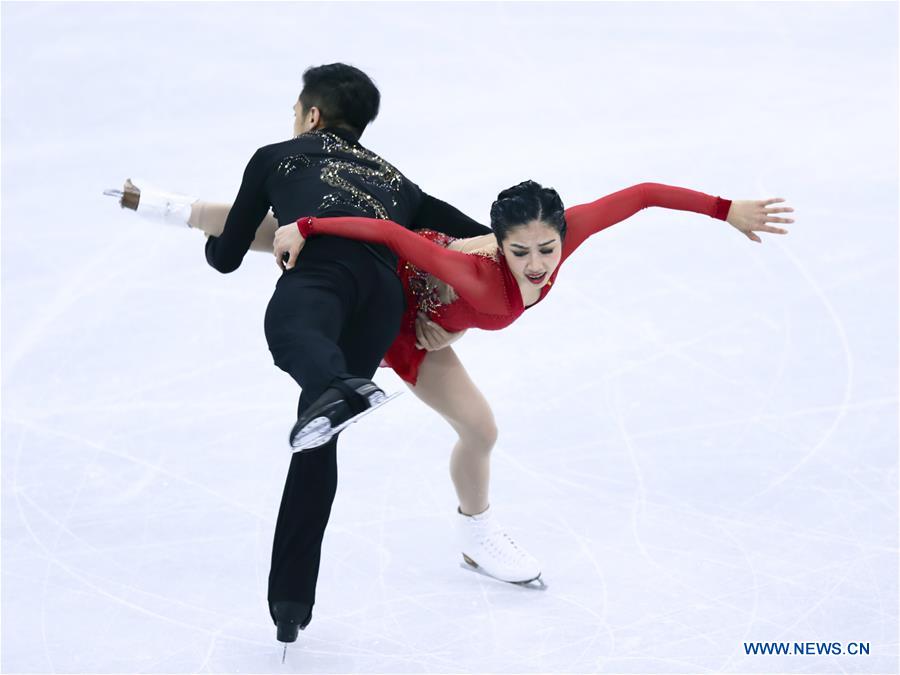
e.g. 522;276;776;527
205;127;491;624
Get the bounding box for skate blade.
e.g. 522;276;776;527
291;391;403;452
103;189;125;199
459;560;548;591
291;416;332;451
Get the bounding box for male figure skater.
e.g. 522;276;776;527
202;63;491;647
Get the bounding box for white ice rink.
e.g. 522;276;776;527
2;2;898;673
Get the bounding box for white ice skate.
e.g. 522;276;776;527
104;178;197;227
456;505;546;589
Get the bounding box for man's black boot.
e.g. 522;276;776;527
289;376;400;451
272;601;312;662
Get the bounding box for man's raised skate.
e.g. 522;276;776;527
290;376;402;451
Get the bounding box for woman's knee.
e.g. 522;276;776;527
457;414;498;451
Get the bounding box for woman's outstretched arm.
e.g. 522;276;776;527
561;183;792;261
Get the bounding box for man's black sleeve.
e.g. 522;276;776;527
412;194;492;238
205;148;272;273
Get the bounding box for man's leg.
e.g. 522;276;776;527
265;259;405;624
264;261;357;622
267;436;338;621
264;262;357;401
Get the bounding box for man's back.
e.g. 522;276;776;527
259;128;424;225
206;127;426;273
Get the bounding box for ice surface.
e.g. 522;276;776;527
2;2;897;673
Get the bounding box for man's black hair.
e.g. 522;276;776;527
298;63;380;137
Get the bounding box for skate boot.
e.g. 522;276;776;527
289;376;401;452
271;600;312;662
457;505;545;588
104;178;197;227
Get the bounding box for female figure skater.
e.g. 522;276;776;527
116;177;793;589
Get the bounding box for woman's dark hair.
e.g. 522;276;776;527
489;180;567;243
298;63;380;137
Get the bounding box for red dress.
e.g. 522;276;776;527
298;182;732;385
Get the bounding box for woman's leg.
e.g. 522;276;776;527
408;347;498;516
189;201;279;253
122;179;278;252
411;348;542;583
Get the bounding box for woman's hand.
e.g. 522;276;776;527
415;313;466;351
727;198;794;243
273;224;306;271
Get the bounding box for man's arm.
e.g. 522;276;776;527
205;148;273;273
412;194;492;238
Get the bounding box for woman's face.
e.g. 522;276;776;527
499;220;563;290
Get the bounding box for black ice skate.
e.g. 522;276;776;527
271;600;312;663
289;376;401;451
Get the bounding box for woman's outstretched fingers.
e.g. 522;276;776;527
728;197;793;243
764;206;794;222
760;224;789;234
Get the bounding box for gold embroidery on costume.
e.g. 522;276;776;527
401;230;460;318
469;248;499;261
276;154;311;177
309;130;404;219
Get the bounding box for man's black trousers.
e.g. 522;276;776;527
263;243;405;621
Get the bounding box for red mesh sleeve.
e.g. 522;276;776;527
299;216;511;315
562;183;732;261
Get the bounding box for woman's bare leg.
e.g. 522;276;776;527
408;347;497;516
122;180;278;253
189;201;278;253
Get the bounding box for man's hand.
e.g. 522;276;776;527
428;275;458;304
726;198;794;243
273;224;307;271
415;312;466;351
